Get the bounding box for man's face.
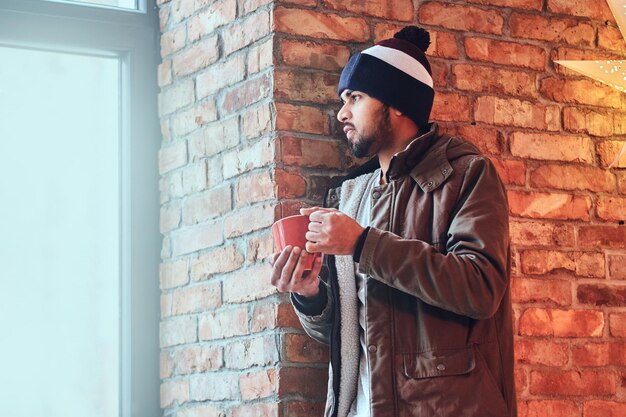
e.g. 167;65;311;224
337;90;391;158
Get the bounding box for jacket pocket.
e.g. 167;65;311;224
395;347;509;417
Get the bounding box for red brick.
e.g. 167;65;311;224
530;370;616;396
597;196;626;222
160;316;198;347
468;0;541;9
509;220;575;247
609;313;626;337
515;339;569;366
475;96;559;130
509;13;595;46
608;254;626;280
172;282;222;315
419;2;504;34
464;37;546;70
236;171;274;207
618;172;626;194
276;169;307;199
530;164;615;193
284;333;329;363
453;64;537;98
508;190;591;221
274;69;339;104
247;38;272;75
276;103;330;135
187;0;237;41
169;0;195;24
280;136;342;169
511;278;572;306
222;137;274;178
172;100;218;137
238;0;274;15
279;39;350;71
251;303;277;333
547;0;613;21
173;37;219;76
540;78;623;109
161;379;190;408
160;260;189;289
572;342;626;367
510;132;594;164
442;125;503;154
564;107;616;137
427;30;461;59
274;8;369;41
430;60;448;88
246;232;274;264
171;221;224;257
189;372;239;401
598;25;626;51
324;0;414;21
196;55;245;99
158;60;172;87
176;405;224;417
224;335;278;369
182;186;231;224
224;204;274;238
277;367;328;399
577;284;626;307
597;140;626;169
430;92;470;122
161;25;186;57
160;79;196;116
173;345;223;375
277;302;302;328
490;159;526;186
521;250;604;277
583;401;626;417
222;10;271;55
228;403;279;417
198;307;248;340
284;402;326;417
220;73;271;114
526;401;580;417
223;263;275;303
519;308;604;337
161;349;174;379
190;244;245;281
242;103;272;140
240;369;276;400
578;226;626;249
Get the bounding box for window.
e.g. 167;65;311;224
0;1;160;416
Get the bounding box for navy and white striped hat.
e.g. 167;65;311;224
338;26;435;130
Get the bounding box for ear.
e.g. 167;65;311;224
391;107;403;117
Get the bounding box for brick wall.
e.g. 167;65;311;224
157;0;626;416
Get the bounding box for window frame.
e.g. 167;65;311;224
0;1;161;416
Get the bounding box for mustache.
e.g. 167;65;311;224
343;123;355;129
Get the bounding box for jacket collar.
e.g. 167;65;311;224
386;122;452;192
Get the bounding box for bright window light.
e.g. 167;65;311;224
0;45;121;417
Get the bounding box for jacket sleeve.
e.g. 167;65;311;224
290;276;334;345
357;156;510;320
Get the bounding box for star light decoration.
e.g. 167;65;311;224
555;0;626;168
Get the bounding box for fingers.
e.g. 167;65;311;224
271;246;315;293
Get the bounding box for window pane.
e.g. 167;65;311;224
0;46;121;417
39;0;137;10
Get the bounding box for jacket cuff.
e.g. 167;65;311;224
291;280;328;317
357;226;382;276
353;227;371;263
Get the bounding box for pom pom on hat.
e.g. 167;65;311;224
338;26;435;130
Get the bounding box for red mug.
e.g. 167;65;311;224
272;214;320;270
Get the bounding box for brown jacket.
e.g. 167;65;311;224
292;124;516;417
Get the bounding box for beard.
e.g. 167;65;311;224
348;105;391;158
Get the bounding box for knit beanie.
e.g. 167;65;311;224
338;26;434;130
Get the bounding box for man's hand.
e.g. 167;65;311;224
270;246;323;298
301;207;364;255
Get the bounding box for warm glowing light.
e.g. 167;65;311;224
555;0;626;168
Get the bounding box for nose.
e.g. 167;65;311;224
337;102;350;123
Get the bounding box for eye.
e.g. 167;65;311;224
351;94;360;102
